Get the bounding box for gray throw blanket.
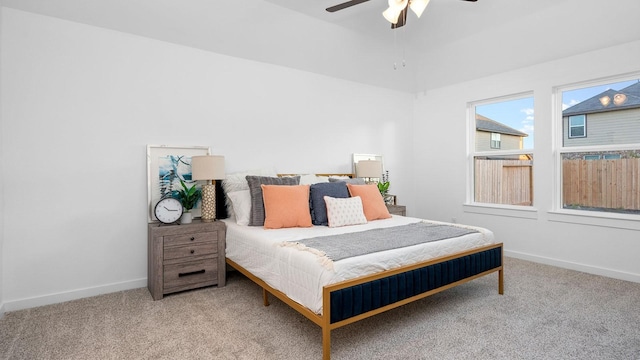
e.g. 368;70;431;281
280;222;478;270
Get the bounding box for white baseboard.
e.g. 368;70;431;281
3;253;638;312
3;278;147;312
505;250;640;284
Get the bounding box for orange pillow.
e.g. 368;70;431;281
346;184;391;221
261;184;313;229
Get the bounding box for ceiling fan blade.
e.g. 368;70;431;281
326;0;371;13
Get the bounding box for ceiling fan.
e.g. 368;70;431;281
326;0;478;29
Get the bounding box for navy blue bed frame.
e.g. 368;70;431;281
227;242;504;360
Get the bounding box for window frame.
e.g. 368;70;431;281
490;133;501;149
552;73;640;226
466;91;536;217
568;114;586;138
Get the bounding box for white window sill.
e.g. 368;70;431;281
463;203;538;220
548;209;640;231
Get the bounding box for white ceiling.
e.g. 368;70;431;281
2;0;640;93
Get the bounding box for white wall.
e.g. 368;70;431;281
0;8;414;311
3;6;639;313
413;40;640;283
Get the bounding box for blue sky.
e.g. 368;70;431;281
476;97;535;149
475;78;639;150
561;79;638;110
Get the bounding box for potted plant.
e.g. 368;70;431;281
377;171;394;205
174;178;201;224
377;170;390;195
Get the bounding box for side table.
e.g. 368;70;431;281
386;204;406;216
148;220;226;300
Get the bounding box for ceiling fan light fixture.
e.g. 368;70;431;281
409;0;430;18
613;93;627;106
383;0;408;24
382;7;402;24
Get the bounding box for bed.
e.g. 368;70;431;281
221;173;503;360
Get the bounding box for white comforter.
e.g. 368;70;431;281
223;215;495;315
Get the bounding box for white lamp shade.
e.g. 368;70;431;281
382;7;402;24
383;0;408;24
613;93;627;106
389;0;408;9
409;0;430;18
356;160;383;179
191;155;225;180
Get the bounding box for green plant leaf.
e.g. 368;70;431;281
177;178;202;211
377;181;390;194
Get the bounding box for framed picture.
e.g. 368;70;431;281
147;145;211;222
352;153;384;176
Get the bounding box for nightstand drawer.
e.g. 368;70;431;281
148;220;226;300
164;231;217;247
163;242;217;261
386;204;406;216
164;259;217;289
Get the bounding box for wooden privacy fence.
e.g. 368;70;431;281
475;159;533;206
562;159;640;210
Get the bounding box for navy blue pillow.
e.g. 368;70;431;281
310;182;350;226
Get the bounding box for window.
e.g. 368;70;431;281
558;76;640;215
490;133;501;149
568;115;586;138
471;94;534;207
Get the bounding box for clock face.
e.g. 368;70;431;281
154;197;183;224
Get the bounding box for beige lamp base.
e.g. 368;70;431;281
200;182;216;222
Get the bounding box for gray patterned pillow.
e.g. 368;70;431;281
328;177;366;185
246;175;300;226
221;168;277;219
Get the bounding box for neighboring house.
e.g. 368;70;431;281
563;82;640;148
475;114;528;152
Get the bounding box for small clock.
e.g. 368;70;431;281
154;197;183;224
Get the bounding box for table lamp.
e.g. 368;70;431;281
191;155;225;222
356;160;383;183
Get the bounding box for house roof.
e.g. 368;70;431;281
563;82;640;116
476;114;528;137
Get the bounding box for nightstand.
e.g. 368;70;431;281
386;204;406;216
148;220;226;300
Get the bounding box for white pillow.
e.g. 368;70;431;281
324;195;367;228
299;174;330;185
227;190;251;226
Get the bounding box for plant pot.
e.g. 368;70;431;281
180;212;192;224
383;194;396;205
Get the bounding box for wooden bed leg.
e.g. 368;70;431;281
322;326;331;360
322;287;331;360
262;288;270;306
498;268;504;295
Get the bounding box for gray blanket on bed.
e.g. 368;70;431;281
290;222;478;263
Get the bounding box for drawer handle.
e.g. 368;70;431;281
190;237;195;241
190;249;195;254
178;269;205;277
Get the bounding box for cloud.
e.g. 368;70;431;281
562;99;579;110
519;107;534;135
521;108;534;116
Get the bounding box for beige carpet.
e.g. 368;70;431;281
1;257;639;360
